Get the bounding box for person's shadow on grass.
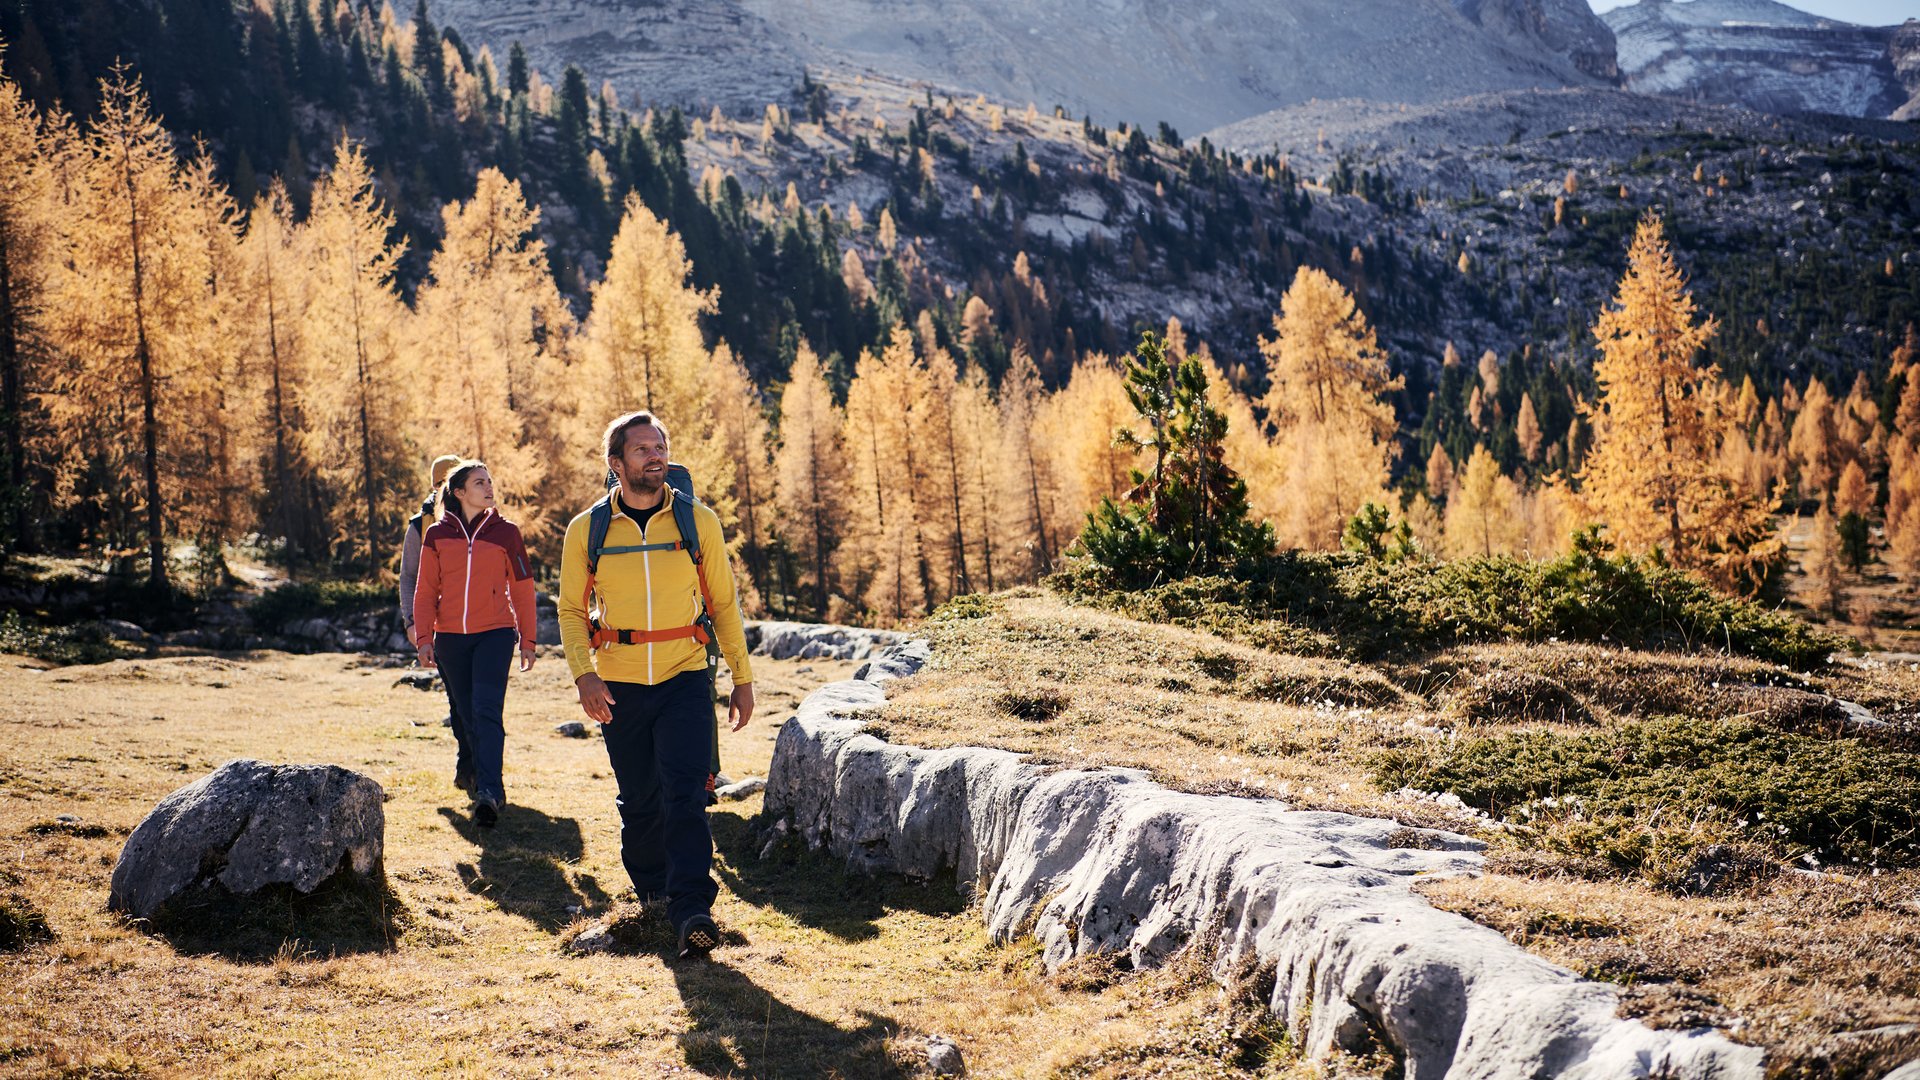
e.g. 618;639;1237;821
440;803;610;931
707;809;967;944
669;957;907;1078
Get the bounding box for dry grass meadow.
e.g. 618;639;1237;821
0;639;1390;1079
876;591;1920;1077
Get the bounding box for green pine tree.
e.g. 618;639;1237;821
1077;332;1272;584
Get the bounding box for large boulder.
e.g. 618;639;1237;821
746;620;909;661
109;759;385;924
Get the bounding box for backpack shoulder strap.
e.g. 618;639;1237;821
670;487;702;564
585;495;614;575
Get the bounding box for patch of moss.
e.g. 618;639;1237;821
1371;717;1920;878
0;610;140;666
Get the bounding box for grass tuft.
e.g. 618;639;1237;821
0;891;53;952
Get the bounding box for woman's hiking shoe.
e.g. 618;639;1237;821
677;913;719;959
473;798;500;828
453;767;475;793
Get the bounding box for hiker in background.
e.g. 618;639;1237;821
557;411;755;959
413;460;539;828
400;454;466;754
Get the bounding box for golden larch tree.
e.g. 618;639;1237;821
1259;265;1401;549
1577;213;1778;593
1003;343;1061;578
0;66;63;553
1041;351;1139;526
1443;445;1523;557
582;192;731;510
1515;393;1544;462
1789;377;1837;504
176;150;255;548
412;167;576;542
953;363;1012;591
298;136;414;568
843;326;930;621
44;72;206;587
237;182;319;552
1885;371;1920;578
773;341;849;617
709;341;775;599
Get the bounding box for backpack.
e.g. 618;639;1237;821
581;463;724;782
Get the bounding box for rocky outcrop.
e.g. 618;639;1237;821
766;643;1765;1077
1456;0;1620;83
1604;0;1907;119
1892;20;1920;121
745;620;907;661
109;760;385;924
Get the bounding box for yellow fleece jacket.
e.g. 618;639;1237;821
557;496;754;688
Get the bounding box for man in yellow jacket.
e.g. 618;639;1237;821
558;411;755;959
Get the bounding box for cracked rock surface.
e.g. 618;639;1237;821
767;642;1765;1078
109;759;385;923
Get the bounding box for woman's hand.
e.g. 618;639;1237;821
417;638;436;669
519;645;537;672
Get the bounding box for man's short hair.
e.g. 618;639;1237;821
604;411;670;460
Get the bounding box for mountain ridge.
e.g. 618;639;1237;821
432;0;1619;133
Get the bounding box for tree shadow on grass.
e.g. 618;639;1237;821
670;957;908;1079
142;867;407;962
708;809;968;944
439;803;610;932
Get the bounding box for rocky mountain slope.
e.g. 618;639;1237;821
1602;0;1915;118
432;0;1618;133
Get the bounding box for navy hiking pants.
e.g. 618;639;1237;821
601;670;718;928
435;626;515;806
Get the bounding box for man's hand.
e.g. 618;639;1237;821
417;638;435;669
727;682;755;732
519;645;537;672
576;672;616;725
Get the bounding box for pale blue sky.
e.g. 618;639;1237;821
1586;0;1919;25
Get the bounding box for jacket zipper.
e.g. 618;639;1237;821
641;509;655;683
456;509;488;635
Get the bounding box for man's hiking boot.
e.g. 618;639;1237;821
473;798;499;828
453;767;474;793
677;913;719;959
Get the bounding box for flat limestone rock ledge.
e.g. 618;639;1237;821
744;620;909;662
766;642;1765;1079
109;759;385;924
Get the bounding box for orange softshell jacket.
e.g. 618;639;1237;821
412;508;538;644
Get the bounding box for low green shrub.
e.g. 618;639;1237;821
0;610;138;666
1051;530;1844;668
247;579;391;631
1370;717;1920;875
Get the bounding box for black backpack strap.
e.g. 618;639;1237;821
585;495;614;575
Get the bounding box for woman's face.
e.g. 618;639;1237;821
457;468;496;514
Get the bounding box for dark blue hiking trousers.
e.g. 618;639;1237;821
601;670;718;928
435;626;514;806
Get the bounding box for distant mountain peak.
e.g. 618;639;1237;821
1603;0;1910;117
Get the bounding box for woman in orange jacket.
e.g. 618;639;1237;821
412;460;538;827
